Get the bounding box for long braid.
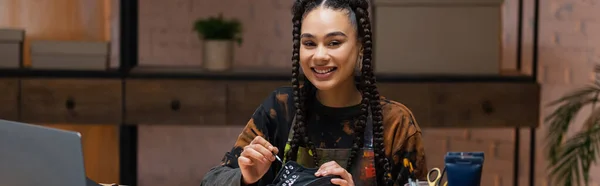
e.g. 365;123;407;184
300;80;321;166
345;87;369;170
287;0;305;162
352;1;394;185
345;5;369;171
287;0;321;167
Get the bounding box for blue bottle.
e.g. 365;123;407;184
444;152;484;186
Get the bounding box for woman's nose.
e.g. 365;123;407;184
314;46;330;61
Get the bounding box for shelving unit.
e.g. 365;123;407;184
0;0;541;185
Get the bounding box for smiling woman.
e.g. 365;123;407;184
201;0;428;186
298;7;362;107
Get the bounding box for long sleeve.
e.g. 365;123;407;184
395;130;427;181
201;87;294;186
379;100;428;186
391;116;428;185
200;111;271;186
200;165;244;186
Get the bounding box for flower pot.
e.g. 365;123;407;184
202;40;233;71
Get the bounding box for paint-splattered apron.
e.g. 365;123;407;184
282;111;376;186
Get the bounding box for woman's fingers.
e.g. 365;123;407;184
312;161;354;186
319;161;338;168
250;136;279;156
328;167;353;182
316;161;341;176
242;145;269;163
330;178;349;186
250;136;269;146
270;145;279;155
238;156;253;166
250;144;276;161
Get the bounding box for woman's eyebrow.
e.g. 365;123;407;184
300;31;347;38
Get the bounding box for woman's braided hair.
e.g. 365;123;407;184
286;0;393;185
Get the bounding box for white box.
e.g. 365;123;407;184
373;0;503;75
30;40;109;70
0;28;25;68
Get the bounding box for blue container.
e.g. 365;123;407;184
444;152;484;186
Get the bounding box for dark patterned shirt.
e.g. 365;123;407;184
201;86;427;186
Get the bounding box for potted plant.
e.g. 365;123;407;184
545;64;600;186
193;13;242;71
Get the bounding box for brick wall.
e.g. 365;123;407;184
135;0;292;68
131;0;600;185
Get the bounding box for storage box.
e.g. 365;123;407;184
0;28;25;69
373;0;503;75
30;40;109;70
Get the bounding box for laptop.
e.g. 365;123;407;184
0;119;101;186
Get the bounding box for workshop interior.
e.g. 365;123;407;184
0;0;598;185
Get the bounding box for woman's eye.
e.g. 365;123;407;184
328;40;341;46
302;41;315;46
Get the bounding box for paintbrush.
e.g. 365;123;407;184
250;128;283;163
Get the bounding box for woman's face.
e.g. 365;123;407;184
299;7;361;91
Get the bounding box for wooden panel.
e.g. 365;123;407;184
41;124;119;184
21;79;122;124
0;0;111;66
0;78;19;121
225;81;539;128
378;82;540;128
125;79;227;125
226;81;288;126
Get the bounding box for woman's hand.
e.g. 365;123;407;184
315;161;355;186
238;136;279;185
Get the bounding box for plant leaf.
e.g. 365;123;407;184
545;83;600;166
546;84;600;107
545;96;599;164
583;101;600;130
192;14;243;41
548;65;600;186
548;123;600;186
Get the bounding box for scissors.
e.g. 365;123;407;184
427;168;447;186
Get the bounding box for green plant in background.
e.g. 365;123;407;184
546;64;600;186
193;13;243;45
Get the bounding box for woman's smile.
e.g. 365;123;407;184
311;66;338;80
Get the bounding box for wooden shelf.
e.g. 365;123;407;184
0;65;540;128
0;76;540;128
0;66;536;83
0;68;122;78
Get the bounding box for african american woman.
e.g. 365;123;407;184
201;0;427;185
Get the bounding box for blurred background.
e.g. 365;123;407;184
0;0;597;186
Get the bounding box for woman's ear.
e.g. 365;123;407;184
359;47;364;63
356;52;363;72
357;46;363;58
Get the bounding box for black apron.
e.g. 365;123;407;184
281;110;377;186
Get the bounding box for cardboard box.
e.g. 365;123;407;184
373;0;503;75
30;40;109;70
0;28;24;68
